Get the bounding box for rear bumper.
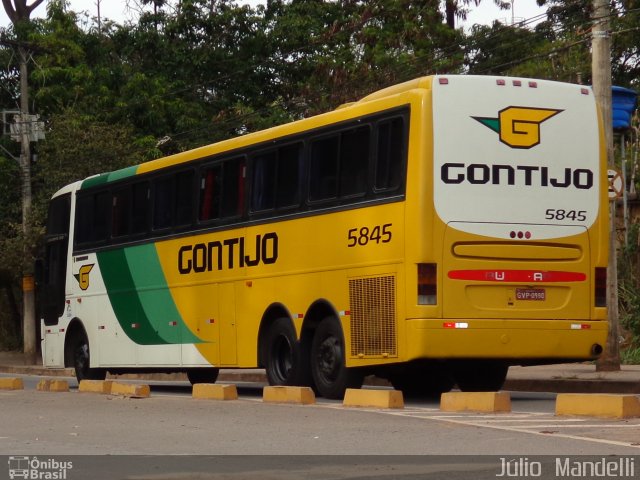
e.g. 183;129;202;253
405;318;608;361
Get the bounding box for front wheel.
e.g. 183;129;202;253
311;316;363;399
69;329;106;383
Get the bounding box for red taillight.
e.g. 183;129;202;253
418;263;437;305
595;267;607;307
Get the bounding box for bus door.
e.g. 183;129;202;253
40;194;71;367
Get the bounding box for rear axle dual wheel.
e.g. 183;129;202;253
311;317;363;400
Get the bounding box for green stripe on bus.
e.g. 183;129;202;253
80;166;138;190
107;165;138;183
81;173;111;189
97;249;169;345
124;244;202;344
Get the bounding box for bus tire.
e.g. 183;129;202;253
311;316;363;399
186;368;220;385
69;328;106;383
264;317;311;387
450;361;509;392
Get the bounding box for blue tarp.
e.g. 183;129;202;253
612;86;638;130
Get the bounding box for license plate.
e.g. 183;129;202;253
516;288;546;301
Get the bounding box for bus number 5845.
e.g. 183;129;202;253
348;224;392;247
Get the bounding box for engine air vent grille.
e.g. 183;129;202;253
349;275;397;357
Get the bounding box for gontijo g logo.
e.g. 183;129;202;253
73;264;94;291
472;106;563;149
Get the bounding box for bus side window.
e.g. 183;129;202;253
221;157;245;218
153;176;174;231
131;182;149;235
74;195;94;245
199;165;222;222
252;143;302;213
252;151;277;211
276;143;302;209
175;170;194;227
112;188;131;238
309;135;339;201
375;117;404;192
93;191;111;243
340;126;370;197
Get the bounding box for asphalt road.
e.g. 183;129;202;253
1;373;639;480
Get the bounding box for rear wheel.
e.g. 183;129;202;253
450;361;509;392
311;316;363;399
186;368;220;385
263;317;311;387
69;328;106;383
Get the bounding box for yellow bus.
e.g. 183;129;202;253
39;75;608;398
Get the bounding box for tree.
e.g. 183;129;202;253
444;0;510;29
1;0;45;359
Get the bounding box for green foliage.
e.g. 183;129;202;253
32;112;152;221
620;346;640;365
618;222;640;349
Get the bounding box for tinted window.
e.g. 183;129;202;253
251;143;302;212
221;157;245;218
199;165;222;221
340;126;369;197
309;136;339;201
375;117;404;191
175;170;194;227
94;191;111;242
252;151;277;211
276;144;302;208
47;194;70;235
153;176;174;230
131;182;149;235
112;188;130;238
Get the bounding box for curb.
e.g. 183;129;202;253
1;365;639;395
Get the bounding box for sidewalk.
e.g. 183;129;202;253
1;350;639;394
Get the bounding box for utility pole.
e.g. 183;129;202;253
18;43;36;363
592;0;620;370
96;0;101;33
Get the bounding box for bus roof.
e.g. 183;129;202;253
77;75;440;191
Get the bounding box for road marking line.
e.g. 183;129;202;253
484;424;640;429
426;415;640;449
467;418;587;423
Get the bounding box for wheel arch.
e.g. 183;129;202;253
257;303;295;368
63;318;89;368
300;299;342;356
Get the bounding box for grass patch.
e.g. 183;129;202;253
620;346;640;365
